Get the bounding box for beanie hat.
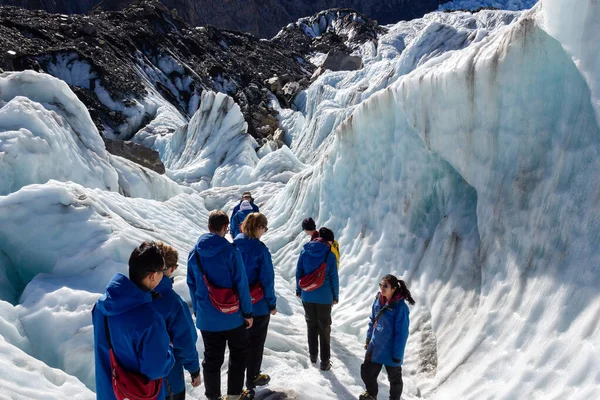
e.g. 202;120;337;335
318;227;334;242
240;200;253;211
302;217;316;231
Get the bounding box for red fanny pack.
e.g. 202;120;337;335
104;316;162;400
250;282;264;304
195;251;241;314
203;275;240;314
299;250;330;292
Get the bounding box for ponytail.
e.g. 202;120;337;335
398;279;415;305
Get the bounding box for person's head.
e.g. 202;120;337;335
156;242;178;277
239;200;253;211
241;191;253;203
379;274;415;304
242;212;268;239
318;227;334;243
302;217;316;235
129;241;167;291
208;210;229;237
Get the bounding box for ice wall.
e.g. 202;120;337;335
268;2;600;399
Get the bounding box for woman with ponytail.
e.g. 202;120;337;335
359;275;415;400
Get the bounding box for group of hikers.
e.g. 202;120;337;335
92;191;415;400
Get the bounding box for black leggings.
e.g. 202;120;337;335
302;302;332;362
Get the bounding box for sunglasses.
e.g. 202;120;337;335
263;226;269;232
379;283;391;289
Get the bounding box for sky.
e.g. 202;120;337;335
0;0;599;399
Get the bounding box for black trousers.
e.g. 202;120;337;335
302;302;332;362
201;324;249;398
361;359;403;399
246;314;271;388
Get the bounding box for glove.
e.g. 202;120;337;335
392;357;401;364
296;291;301;298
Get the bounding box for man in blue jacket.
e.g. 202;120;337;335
187;210;254;400
231;192;259;220
153;242;201;400
296;227;339;371
93;241;175;400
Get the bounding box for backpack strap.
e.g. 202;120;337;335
104;315;113;350
193;251;206;276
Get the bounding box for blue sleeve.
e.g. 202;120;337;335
260;245;276;309
186;251;197;314
232;248;252;317
230;215;237;237
138;315;175;380
253;203;259;212
231;204;240;219
366;298;377;341
170;298;200;374
393;303;410;362
327;252;339;302
296;250;304;294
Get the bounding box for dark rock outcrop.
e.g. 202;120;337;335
0;0;448;39
0;0;313;140
104;138;166;174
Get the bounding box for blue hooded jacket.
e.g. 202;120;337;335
230;209;253;238
151;276;200;396
296;240;339;304
365;293;410;367
233;233;277;316
92;273;175;400
231;201;259;218
187;233;253;332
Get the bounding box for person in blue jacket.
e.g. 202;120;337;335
153;242;201;400
296;227;339;371
92;241;175;400
231;192;259;220
233;212;277;396
230;200;254;238
187;210;254;400
359;275;415;400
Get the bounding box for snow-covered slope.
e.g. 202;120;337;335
0;0;599;399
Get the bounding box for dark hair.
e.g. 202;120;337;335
242;192;253;201
129;241;165;285
319;227;334;242
382;274;415;305
208;210;229;232
302;217;316;231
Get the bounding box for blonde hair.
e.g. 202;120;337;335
241;213;268;239
156;241;179;269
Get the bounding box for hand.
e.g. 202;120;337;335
245;317;254;329
296;292;301;298
333;300;338;305
270;308;277;315
190;373;201;387
364;343;368;350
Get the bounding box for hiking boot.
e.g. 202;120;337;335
310;354;318;363
251;373;270;386
226;391;251;400
245;389;255;399
320;360;332;371
358;391;376;400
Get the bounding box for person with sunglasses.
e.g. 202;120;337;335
231;192;260;222
230;200;254;239
151;242;201;400
92;241;175;400
359;275;415;400
234;213;277;398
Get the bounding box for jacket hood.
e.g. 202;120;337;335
196;233;231;258
303;240;331;258
155;275;173;294
96;273;153;316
